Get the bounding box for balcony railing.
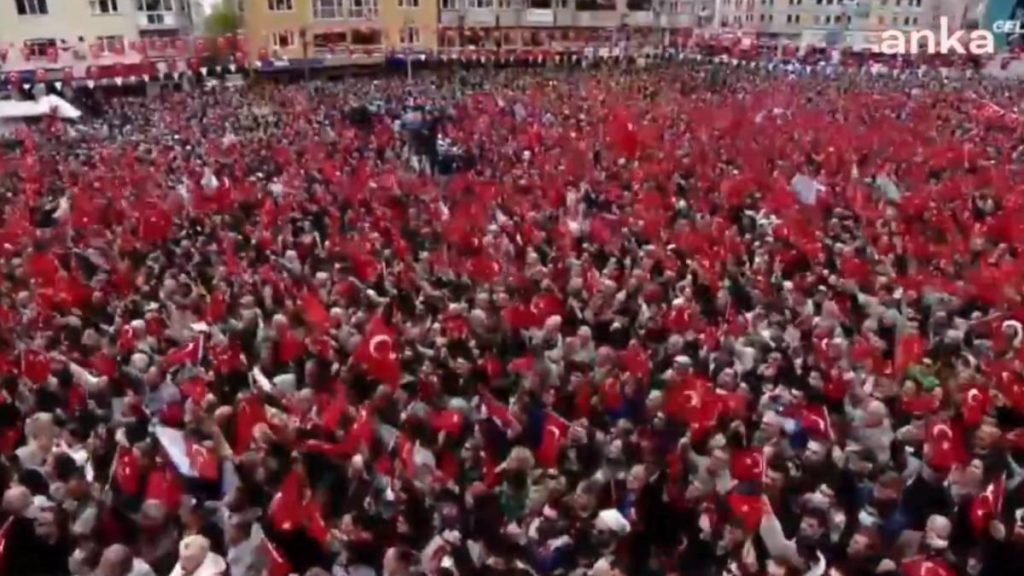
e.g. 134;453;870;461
137;11;182;28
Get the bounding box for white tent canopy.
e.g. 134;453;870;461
0;95;81;121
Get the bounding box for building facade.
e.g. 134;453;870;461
0;0;195;78
714;0;948;48
241;0;439;63
436;0;699;50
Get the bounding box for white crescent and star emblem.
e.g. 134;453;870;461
530;298;544;315
752;453;764;475
806;414;827;434
966;389;983;406
681;390;700;409
931;423;953;441
546;426;562;443
369;335;395;360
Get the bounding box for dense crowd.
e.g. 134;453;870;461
1;59;1024;576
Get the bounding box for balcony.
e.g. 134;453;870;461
624;10;655;25
573;10;624;26
524;8;555;24
465;7;498;23
137;11;185;30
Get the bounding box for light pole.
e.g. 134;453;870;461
404;14;414;80
300;26;311;81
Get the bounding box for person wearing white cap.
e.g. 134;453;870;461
595;508;631;537
170;535;227;576
16;412;57;470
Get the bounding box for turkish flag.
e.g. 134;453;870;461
138;207;172;244
265;539;293;576
319;383;349;431
969;473;1005;536
537;412;569;469
529;292;563;324
180;377;208;406
900;557;955;576
726;492;766;533
304;498;330;548
894;332;926;375
301;291;330;334
269;470;304;533
144;465;184;512
431;409;465;437
337;408;374;455
20;349;50;385
480;391;516;431
503;302;540;331
354;315;401;388
187;441;220;481
0;516;13;574
962;386;990;428
277;328;305;364
730;447;765;483
112;446;142;497
619;342;650;381
162;336;204;369
25;251;61;285
608;108;640;159
232;393;264;453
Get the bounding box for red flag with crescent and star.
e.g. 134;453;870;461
354;314;402;388
537;411;570;469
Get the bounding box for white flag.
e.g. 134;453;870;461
790;174;821;206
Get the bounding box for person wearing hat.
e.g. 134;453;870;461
170;535;227;576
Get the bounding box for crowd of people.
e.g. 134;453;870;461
1;58;1024;576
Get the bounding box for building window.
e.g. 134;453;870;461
912;15;917;24
794;14;800;22
891;15;897;24
399;0;420;6
271;30;295;48
400;27;420;45
90;0;119;13
15;0;48;15
442;0;459;7
97;34;124;52
348;0;379;18
267;0;294;11
313;31;347;52
313;0;342;18
469;0;493;6
137;0;173;11
24;38;56;58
